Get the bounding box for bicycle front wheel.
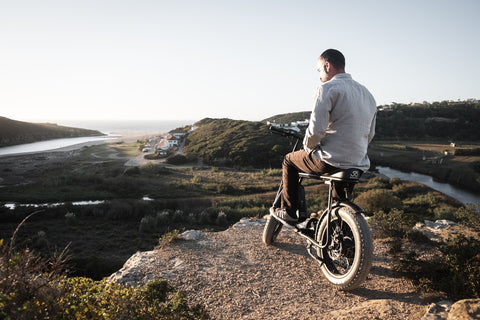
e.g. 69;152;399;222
263;215;283;245
316;205;373;290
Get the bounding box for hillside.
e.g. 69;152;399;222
184;118;293;168
262;111;311;124
375;101;480;140
0;116;104;147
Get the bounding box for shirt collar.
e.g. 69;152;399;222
331;73;351;80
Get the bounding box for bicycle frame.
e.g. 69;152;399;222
269;125;364;263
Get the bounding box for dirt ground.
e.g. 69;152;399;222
111;222;432;320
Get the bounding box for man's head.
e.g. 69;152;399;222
317;49;346;82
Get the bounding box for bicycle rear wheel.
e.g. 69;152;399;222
316;205;373;290
263;215;283;245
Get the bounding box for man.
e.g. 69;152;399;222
271;48;377;224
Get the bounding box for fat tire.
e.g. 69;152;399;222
316;205;373;291
263;215;283;245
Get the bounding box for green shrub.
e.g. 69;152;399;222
159;229;181;247
438;234;480;299
392;182;430;199
124;166;141;175
166;154;189;165
355;189;402;215
365;177;392;189
56;277;209;319
454;204;480;230
395;234;480;301
369;208;415;238
1;214;209;319
433;206;456;221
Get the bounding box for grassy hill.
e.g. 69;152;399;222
262;111;310;124
0;116;104;147
184;118;294;168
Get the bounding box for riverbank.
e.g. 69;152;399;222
369;140;480;196
0;131;170;157
377;166;479;205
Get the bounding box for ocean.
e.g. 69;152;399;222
57;119;197;134
0;119;196;156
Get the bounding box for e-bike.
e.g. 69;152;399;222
263;125;373;291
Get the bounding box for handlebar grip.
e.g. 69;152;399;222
269;125;304;139
269;125;286;134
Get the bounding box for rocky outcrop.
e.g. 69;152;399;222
107;218;479;319
108;218;266;287
448;299;480;319
422;299;480;320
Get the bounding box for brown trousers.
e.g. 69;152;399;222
281;149;339;215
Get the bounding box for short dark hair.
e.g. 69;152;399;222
320;49;345;70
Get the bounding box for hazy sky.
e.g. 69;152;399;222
1;0;479;123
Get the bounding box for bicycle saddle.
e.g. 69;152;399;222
300;168;363;182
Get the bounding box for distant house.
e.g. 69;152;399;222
156;140;168;151
169;129;187;139
166;134;180;148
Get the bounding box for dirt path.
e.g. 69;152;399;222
110;220;429;319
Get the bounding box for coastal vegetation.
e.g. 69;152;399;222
0;116;104;147
0;225;209;319
1;100;480;317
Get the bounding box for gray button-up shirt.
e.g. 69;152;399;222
303;73;377;171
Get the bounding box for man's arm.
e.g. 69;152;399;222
303;85;332;151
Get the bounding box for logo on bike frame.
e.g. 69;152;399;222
349;170;360;179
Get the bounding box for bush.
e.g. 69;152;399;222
395;234;480;301
454;204;480;230
365;177;392;189
1;236;209;319
369;208;415;238
438;234;480;299
56;277;209;319
166;154;189;165
355;189;402;215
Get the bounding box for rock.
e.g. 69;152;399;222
413;219;458;242
64;212;75;218
421;300;453;320
424;220;457;230
178;230;205;241
107;250;156;286
230;217;265;229
447;299;480;320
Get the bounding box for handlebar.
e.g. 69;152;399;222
269;125;304;140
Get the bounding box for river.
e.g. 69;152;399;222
0;135;119;157
376;166;479;205
0;119;196;157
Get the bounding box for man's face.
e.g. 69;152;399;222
316;58;330;83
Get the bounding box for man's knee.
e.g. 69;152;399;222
283;152;293;167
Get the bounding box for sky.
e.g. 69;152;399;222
1;0;479;124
